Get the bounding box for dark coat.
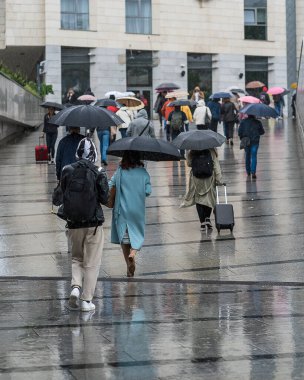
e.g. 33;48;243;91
207;100;221;120
238;117;265;145
55;132;85;180
60;159;109;229
43;113;58;134
221;101;237;123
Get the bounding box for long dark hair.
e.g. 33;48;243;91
120;151;144;170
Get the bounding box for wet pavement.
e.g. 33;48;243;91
0;119;304;379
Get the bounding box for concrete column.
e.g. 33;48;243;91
89;47;126;99
44;45;62;103
212;54;245;92
0;0;5;49
152;50;188;117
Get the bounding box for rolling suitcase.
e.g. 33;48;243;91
214;185;234;233
35;137;48;162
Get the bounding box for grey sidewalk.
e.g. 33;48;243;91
0;119;304;379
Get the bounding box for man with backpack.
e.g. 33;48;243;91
167;106;189;158
59;137;109;312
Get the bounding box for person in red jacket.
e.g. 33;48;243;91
161;97;176;141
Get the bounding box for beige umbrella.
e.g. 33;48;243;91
165;90;189;99
245;81;265;89
116;97;144;110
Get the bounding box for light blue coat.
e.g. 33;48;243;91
109;166;151;249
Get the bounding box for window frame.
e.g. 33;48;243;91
125;0;152;35
61;0;89;31
244;6;267;40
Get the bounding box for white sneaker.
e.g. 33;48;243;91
68;287;80;310
81;300;95;312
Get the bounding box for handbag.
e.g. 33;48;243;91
106;186;116;208
240;136;251;150
52;183;63;206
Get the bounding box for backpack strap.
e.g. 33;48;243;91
139;121;150;136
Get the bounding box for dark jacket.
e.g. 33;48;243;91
221;101;237;123
259;92;270;105
55;132;85;180
238;117;265;145
60;159;109;229
43;113;58;134
207;100;221;120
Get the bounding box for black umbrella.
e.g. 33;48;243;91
94;98;121;108
49;105;124;130
167;99;197;107
40;101;64;111
107;137;181;161
172;130;226;150
155;82;180;93
239;103;278;118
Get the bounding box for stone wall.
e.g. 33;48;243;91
0;0;5;49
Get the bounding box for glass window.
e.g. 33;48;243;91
61;47;90;100
126;0;152;35
187;53;212;98
61;0;89;30
244;0;267;40
126;50;152;87
245;56;268;92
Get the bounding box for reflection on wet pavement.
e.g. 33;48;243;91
0;119;304;379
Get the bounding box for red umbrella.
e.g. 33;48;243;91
239;96;261;104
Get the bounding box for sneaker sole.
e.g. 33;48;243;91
81;305;96;312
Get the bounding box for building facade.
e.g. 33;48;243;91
0;0;301;114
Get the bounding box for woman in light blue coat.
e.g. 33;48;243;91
109;151;151;277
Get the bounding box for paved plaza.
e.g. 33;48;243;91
0;120;304;379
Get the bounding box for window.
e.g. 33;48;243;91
187;53;212;98
126;50;152;87
61;0;89;30
245;56;268;90
126;0;152;34
61;47;90;100
244;0;267;40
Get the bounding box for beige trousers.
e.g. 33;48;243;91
68;227;104;301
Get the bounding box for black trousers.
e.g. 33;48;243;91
46;132;58;158
197;124;208;130
196;204;212;223
209;119;219;133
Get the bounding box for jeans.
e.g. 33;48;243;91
46;132;58;158
245;144;259;174
223;122;234;139
97;130;110;162
120;128;127;138
274;102;282;117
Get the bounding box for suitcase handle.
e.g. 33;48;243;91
39;136;45;145
216;184;228;204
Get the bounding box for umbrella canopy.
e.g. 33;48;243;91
239;96;261;104
116;97;144;110
267;87;285;95
239;103;278;118
167;99;197;107
210;92;233;99
77;94;97;102
40;101;64;111
165;90;189;99
225;86;247;95
107;136;181;161
49;105;124;130
104;91;135;98
155;82;180;92
94;98;121;108
245;81;265;89
172;130;226;151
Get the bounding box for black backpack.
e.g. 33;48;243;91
170;111;184;131
192;151;214;178
63;162;97;222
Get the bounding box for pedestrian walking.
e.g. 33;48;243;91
63;88;77;105
291;92;297;119
181;149;222;231
154;92;167;127
161;97;176;140
127;109;155;137
238;115;265;179
167;106;189;157
273;94;284;119
59;138;109;312
206;98;221;132
181;105;193;131
221;98;238;145
191;86;205;102
116;106;135;138
41;107;58;164
96;124;111;166
109;151;151;277
259;86;271;105
193;100;212;130
55;127;84;180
